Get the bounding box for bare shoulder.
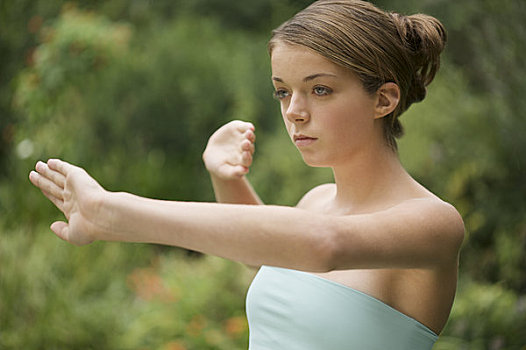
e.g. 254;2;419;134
378;197;465;260
331;197;465;270
392;198;465;240
296;183;336;209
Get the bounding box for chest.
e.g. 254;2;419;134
313;268;413;306
246;266;439;349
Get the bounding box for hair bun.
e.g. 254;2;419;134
390;12;447;104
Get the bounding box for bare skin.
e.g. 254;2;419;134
267;44;462;333
202;120;262;205
29;43;464;335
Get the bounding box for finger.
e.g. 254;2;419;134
244;129;256;143
29;171;65;200
35;161;66;189
241;140;255;156
241;139;252;152
240;151;253;167
47;158;77;177
234;121;255;133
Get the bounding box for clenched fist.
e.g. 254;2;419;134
203;120;256;180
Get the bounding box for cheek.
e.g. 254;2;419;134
324;104;374;141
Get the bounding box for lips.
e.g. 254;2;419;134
293;134;318;147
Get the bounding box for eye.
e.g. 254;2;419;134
273;89;290;100
313;86;332;96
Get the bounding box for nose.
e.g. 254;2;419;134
285;94;310;123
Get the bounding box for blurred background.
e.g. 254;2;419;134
1;0;525;349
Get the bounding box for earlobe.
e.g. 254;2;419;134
374;82;400;119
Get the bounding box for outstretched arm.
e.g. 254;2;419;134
29;159;464;272
202;120;262;205
29;159;332;270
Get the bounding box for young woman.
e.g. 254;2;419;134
29;0;464;348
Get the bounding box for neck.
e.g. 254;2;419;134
330;142;414;213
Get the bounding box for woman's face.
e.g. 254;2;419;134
270;43;384;167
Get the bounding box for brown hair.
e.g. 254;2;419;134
269;0;447;150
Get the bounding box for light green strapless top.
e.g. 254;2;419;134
246;266;438;349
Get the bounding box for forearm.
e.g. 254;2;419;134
210;174;263;205
99;192;333;271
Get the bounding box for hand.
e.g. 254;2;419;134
29;159;107;245
202;120;256;180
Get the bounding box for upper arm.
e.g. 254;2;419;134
326;199;465;271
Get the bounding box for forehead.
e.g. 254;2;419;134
271;43;353;81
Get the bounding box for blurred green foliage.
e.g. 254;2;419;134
1;223;252;349
1;0;525;349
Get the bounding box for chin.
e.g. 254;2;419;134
300;149;354;168
300;154;333;168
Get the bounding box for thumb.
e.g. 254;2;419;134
217;164;248;179
50;221;69;242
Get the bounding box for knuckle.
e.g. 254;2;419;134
230;120;243;128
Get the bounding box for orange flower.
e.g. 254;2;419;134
186;314;207;337
224;316;248;337
28;16;43;34
162;340;187;350
127;267;176;302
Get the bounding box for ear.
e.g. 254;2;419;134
374;82;400;119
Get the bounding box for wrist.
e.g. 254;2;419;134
96;191;159;243
93;190;123;242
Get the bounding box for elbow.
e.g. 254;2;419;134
313;221;343;273
312;218;367;272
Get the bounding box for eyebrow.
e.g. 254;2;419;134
272;73;338;83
